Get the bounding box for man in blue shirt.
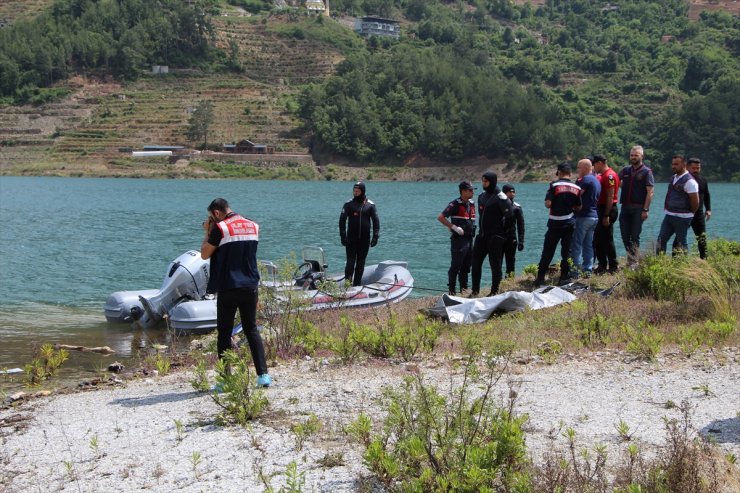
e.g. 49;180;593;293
534;163;582;287
571;158;601;277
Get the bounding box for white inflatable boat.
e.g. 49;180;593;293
104;247;414;334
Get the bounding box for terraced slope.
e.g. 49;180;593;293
0;13;347;174
215;15;343;85
0;0;52;23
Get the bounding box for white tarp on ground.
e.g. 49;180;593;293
428;286;577;324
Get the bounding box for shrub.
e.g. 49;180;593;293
211;350;269;425
24;344;68;386
362;349;531;491
622;321;663;361
258;255;312;358
325;316;362;363
626;250;736;322
349;312;439;361
574;313;613;348
625;254;691;302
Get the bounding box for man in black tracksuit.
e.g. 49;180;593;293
535;162;582;287
471;171;512;297
339;182;380;286
688;157;711;259
437;181;477;295
502;184;525;277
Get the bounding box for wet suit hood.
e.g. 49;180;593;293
482;171;498;192
352;181;366;202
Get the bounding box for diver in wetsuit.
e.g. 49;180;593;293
339;182;380;286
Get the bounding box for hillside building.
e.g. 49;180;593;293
305;0;325;13
223;140;275;154
354;16;400;39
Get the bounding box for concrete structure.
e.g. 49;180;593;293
354;16;400;39
223;139;275;154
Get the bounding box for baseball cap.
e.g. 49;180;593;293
502;184;515;193
556;162;572;174
459;180;476;191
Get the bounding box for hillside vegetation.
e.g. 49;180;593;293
0;0;738;180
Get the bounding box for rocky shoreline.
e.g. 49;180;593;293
2;348;738;492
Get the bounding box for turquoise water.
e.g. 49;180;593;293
1;177;738;376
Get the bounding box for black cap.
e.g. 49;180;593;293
557;162;572;175
502;184;515;193
459;180;475;191
592;154;606;164
353;181;366;193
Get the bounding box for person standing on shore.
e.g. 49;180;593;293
437;181;476;295
618;145;654;268
201;198;271;388
592;154;620;274
501;184;525;277
339;182;380;286
471;171;512;297
688;157;711;259
534;162;582;287
657;155;699;255
570;159;601;277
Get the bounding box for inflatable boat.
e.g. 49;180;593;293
104;247;414;334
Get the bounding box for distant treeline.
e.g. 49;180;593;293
0;0;216;103
0;0;738;178
299;0;739;178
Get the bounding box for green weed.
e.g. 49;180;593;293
23;344;68;386
211;350;269;426
344;413;372;446
291;413;322;451
622;322;663;361
575;313;612;348
349;312;439;361
536;339;563;364
190;356;210;392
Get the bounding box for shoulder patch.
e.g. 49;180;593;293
497;191;507;199
366;199;375;205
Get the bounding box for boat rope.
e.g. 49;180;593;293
369;281;448;293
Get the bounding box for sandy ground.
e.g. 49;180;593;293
1;349;738;492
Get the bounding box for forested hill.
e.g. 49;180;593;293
0;0;738;180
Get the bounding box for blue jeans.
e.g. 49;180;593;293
657;214;693;255
571;216;598;272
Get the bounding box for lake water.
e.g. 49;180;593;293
1;177;738;386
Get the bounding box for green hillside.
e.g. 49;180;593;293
0;0;738;180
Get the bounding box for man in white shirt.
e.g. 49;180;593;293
657;155;700;255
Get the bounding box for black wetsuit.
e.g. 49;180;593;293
690;173;711;259
471;172;512;296
339;195;380;286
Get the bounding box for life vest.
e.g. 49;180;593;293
217;214;259;245
664;173;694;214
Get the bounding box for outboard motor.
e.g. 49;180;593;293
104;250;209;329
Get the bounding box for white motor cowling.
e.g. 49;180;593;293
132;250;210;329
104;250;210;328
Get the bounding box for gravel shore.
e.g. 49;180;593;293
1;349;738;492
